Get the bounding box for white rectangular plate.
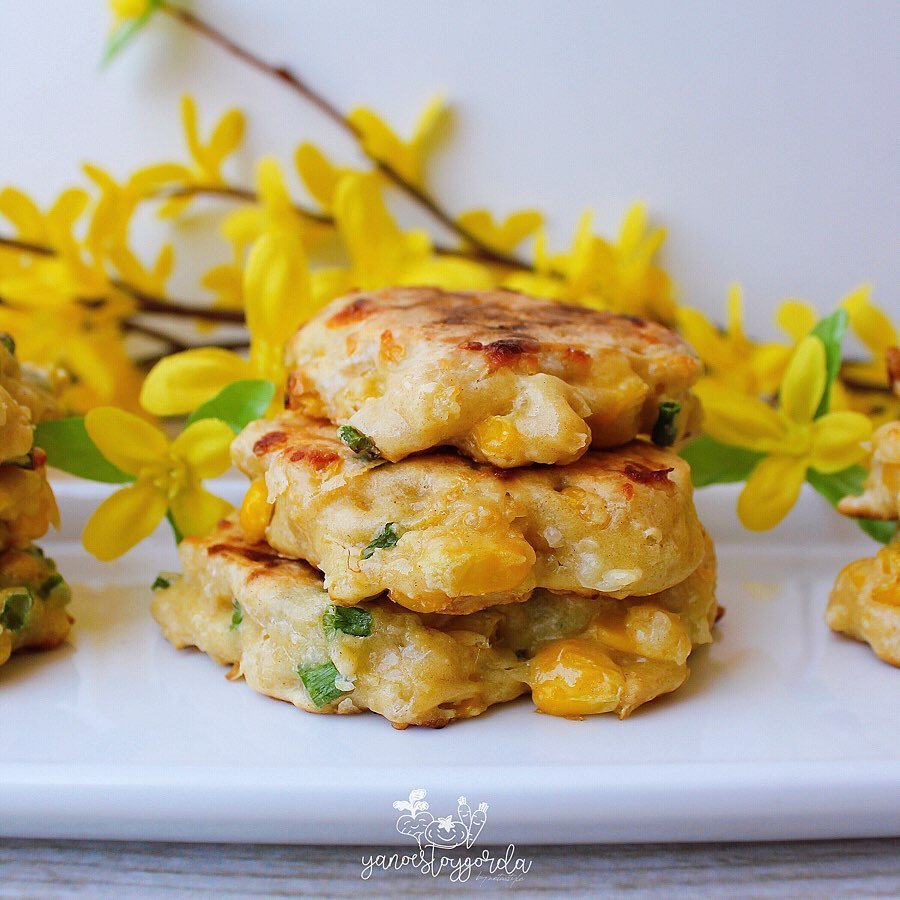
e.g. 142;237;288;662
1;479;898;844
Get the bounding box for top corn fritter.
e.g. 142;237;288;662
285;288;701;467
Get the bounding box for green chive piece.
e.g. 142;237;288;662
323;605;372;639
298;661;346;707
0;588;34;633
651;401;682;447
361;523;400;560
0;333;15;355
338;425;380;460
6;451;36;470
38;573;65;598
230;598;243;630
151;572;178;591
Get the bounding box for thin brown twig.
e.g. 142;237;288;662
159;1;533;272
124;318;249;352
144;182;510;264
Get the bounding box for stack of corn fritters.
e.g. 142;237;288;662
153;288;718;727
0;336;71;668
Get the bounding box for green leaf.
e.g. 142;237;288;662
323;605;372;639
809;308;849;418
230;598;243;631
680;435;764;488
186;380;275;434
101;0;163;67
806;466;896;544
0;588;34;633
361;522;401;560
34;418;132;484
651;401;681;447
297;661;346;708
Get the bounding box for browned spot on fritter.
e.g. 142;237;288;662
288;445;341;471
622;463;674;486
208;542;281;565
564;346;592;372
887;346;900;394
285;373;304;410
327;296;373;327
485;337;541;372
622;482;634;501
715;605;726;623
253;430;287;456
459;336;542;372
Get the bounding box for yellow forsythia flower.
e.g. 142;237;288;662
697;336;872;531
108;0;151;19
678;285;807;398
222;157;321;252
134;95;246;218
317;173;493;302
457;208;543;253
294;143;356;212
348;94;449;186
505;204;677;323
141;229;316;415
841;284;898;389
82;409;233;560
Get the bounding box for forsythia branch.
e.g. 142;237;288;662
158;1;533;272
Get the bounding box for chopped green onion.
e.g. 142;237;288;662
0;588;34;633
323;605;372;638
361;522;400;560
24;545;45;559
298;661;346;707
338;425;380;460
151;572;178;591
651;401;681;447
6;450;36;470
38;573;65;598
230;598;243;630
0;333;15;355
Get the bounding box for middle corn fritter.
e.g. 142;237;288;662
233;411;706;614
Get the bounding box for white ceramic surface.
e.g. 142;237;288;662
1;479;898;844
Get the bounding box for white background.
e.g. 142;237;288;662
0;0;896;335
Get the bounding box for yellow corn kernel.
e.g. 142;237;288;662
418;530;535;597
472;416;524;463
239;477;273;543
528;638;625;717
560;486;611;528
591;603;692;665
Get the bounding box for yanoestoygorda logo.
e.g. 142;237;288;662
359;789;533;884
394;789;488;850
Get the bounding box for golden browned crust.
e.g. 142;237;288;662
151;516;718;725
232;412;707;613
838;422;900;521
826;542;899;667
285;288;701;467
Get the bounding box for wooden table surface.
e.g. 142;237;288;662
1;838;898;897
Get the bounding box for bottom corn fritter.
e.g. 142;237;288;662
151;516;718;727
